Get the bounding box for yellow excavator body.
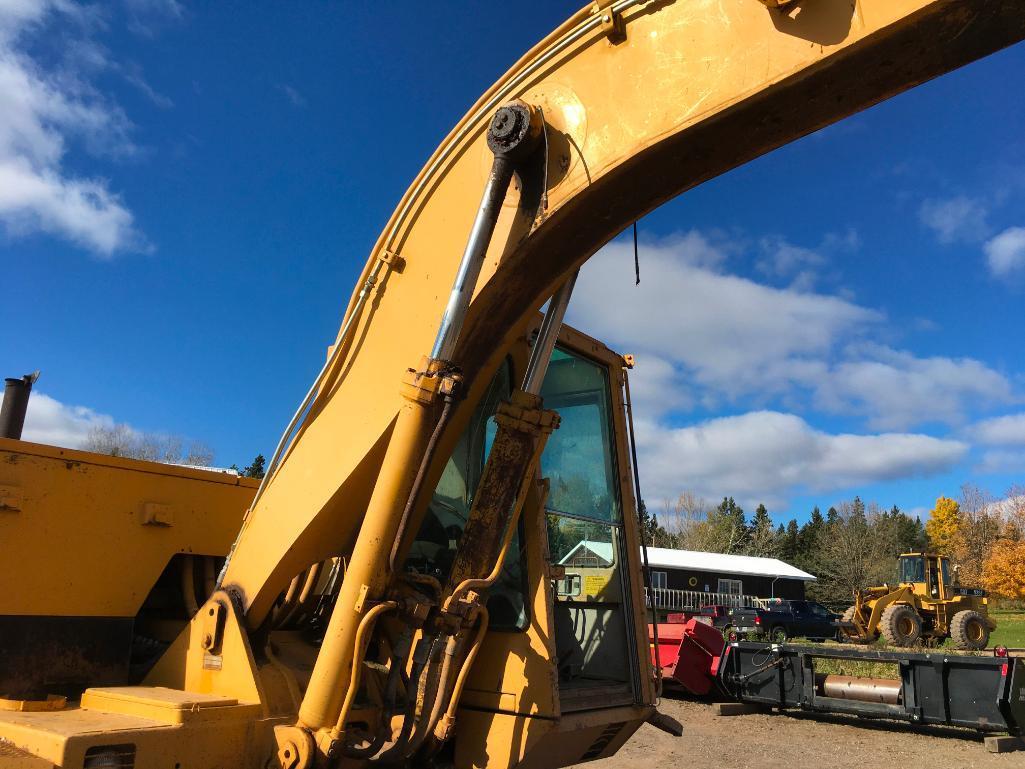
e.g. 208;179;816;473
0;324;652;768
2;1;1024;767
841;552;996;649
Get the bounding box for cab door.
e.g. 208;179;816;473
540;345;641;711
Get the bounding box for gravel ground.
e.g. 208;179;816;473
569;695;1019;769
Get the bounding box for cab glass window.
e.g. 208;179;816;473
539;348;620;524
899;556;925;583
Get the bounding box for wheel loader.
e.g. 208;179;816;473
841;553;996;649
1;1;1024;768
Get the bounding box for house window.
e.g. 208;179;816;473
650;570;667;589
718;578;743;595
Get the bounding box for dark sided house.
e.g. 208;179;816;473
644;546;816;610
556;541;816;613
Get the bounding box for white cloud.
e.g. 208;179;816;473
984;227;1025;277
918;195;989;244
569;234;879;400
634;410;967;508
0;0;144;255
757;235;824;290
972;412;1025;446
976;450;1025;476
624;353;692;418
21;391;115;448
817;344;1014;431
571;233;1011;430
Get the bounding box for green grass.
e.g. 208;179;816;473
762;609;1025;678
990;608;1025;648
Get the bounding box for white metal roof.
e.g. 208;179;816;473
642;547;816;581
556;542;816;581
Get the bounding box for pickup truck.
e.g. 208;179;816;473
729;599;841;642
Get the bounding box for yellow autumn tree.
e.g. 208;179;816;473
983;540;1025;600
925;496;960;554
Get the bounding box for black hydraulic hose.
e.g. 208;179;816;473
388;396;456;573
343;649;405;759
374;634;437;763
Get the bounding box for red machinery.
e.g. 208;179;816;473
649;618;726;696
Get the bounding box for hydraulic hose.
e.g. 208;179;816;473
374;635;437;763
329;601;399;740
388;396;456;573
432;606;489;744
404;634;461;758
343;628;413;759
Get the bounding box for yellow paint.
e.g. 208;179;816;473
2;2;1023;767
0;439;256;617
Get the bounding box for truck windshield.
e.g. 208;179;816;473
899;556;925;583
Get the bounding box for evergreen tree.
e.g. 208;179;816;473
703;497;749;554
751;503;772;531
747;503;778;557
796;507;824;566
851;496;867;523
780;519;800;562
241;454;266;479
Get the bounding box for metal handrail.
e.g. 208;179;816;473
645;587;761;611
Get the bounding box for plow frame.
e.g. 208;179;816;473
719;642;1025;735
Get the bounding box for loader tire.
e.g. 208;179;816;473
880;604;922;647
951;610;990;650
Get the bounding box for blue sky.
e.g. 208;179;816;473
4;1;1025;524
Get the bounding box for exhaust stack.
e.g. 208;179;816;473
1;372;40;440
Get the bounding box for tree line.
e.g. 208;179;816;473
642;493;928;605
928;485;1025;601
643;483;1025;604
83;425;267;479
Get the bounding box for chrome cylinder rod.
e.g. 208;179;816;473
522;269;578;395
431;101;541;363
431;155;514;362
